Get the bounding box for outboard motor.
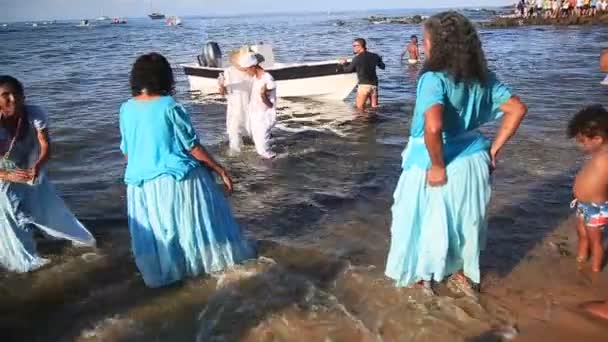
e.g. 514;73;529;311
197;42;222;68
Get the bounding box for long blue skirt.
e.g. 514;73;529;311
0;176;96;273
385;151;492;287
127;166;255;288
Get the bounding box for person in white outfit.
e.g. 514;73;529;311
240;53;277;159
218;48;253;153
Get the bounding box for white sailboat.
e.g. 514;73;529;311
148;0;165;19
96;4;110;20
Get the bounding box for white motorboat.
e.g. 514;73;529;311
111;17;127;24
166;16;182;26
182;43;357;101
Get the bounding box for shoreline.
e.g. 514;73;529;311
367;13;608;28
2;213;608;341
480;13;608;28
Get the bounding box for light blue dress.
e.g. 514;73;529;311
385;71;512;287
119;96;254;288
0;105;96;273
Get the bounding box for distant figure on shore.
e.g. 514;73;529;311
119;53;254;288
384;12;527;296
339;38;386;110
568;105;608;272
218;47;253;154
517;0;526;16
552;0;561;18
401;35;421;65
241;52;277;159
0;75;96;272
536;0;544;16
591;0;598;15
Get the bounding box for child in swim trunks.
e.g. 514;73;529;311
568;104;608;272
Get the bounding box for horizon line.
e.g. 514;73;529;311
1;5;510;23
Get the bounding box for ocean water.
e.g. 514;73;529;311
2;9;608;341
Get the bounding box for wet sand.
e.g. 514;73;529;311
2;209;607;341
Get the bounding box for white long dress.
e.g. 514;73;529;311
223;67;252;152
248;72;277;159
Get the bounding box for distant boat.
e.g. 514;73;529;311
111;17;127;24
166;16;182;26
149;12;165;19
77;19;90;27
96;16;110;21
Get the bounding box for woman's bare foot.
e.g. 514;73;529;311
447;272;478;298
582;301;608;321
409;280;435;296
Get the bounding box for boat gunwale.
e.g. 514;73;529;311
182;60;355;81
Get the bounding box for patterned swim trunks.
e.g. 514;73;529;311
572;200;608;229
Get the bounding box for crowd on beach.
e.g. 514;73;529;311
2;9;608;329
516;0;608;18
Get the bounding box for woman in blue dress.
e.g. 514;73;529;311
120;53;254;288
0;75;96;272
385;12;528;296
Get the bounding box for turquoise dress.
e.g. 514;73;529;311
385;71;512;287
0;105;96;273
119;96;254;288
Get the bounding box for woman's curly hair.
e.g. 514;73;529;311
422;11;488;84
130;53;175;96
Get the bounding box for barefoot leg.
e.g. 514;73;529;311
355;89;368;112
371;87;379;108
576;217;590;262
588;227;605;272
582;301;608;321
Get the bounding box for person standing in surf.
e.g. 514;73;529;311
242;52;277;159
0;75;96;272
339;38;386;111
219;47;253;154
119;53;254;288
384;12;527;296
401;35;421;66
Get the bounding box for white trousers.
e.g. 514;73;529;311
226;97;249;152
249;110;276;159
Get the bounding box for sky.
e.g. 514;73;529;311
1;0;512;22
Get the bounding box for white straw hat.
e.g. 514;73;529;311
238;52;258;68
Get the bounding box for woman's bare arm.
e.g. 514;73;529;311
32;128;50;177
490;96;528;167
190;144;233;192
425;104;445;168
424;104;447;186
261;86;274;108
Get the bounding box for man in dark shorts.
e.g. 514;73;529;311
339;38;385;110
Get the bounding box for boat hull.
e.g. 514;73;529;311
183;62;358;100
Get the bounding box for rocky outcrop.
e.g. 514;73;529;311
480;14;608;28
367;12;608;28
367;15;426;25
